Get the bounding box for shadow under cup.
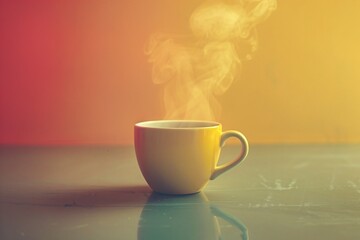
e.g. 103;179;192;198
134;120;249;195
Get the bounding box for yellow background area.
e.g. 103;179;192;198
1;0;360;145
222;0;360;143
146;0;360;144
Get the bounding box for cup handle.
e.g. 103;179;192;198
211;205;249;240
210;131;249;180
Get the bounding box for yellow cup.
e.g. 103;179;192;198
134;120;249;194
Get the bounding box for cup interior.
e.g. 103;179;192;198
135;120;219;129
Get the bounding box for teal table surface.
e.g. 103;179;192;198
1;145;360;240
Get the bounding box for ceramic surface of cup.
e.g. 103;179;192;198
134;120;248;194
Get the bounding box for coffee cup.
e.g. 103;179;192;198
134;120;249;194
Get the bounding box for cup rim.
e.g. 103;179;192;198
135;120;220;129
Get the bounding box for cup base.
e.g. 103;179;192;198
152;190;202;195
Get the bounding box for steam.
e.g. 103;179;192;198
146;0;277;120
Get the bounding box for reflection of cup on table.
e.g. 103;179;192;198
137;192;248;240
134;120;249;194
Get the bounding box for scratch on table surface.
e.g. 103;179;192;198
65;224;89;231
265;194;273;203
347;180;360;194
239;202;321;209
293;162;309;169
344;163;360;168
258;175;298;191
329;173;336;191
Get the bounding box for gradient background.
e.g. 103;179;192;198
0;0;359;145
